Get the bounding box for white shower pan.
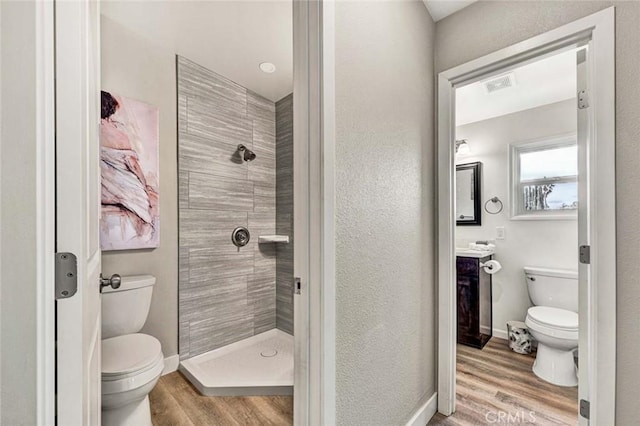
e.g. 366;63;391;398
179;329;293;396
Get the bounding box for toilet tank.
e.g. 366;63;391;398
524;267;578;312
102;275;155;339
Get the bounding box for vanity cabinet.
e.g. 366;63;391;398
457;255;493;349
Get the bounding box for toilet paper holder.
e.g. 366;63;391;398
480;259;502;274
480;261;495;269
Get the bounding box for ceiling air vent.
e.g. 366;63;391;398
483;73;516;93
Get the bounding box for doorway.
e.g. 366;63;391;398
52;1;333;425
436;8;615;425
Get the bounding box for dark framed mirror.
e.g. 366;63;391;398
456;162;482;226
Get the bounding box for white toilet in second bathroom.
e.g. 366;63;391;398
524;267;579;387
101;275;164;426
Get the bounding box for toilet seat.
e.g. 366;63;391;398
526;306;578;339
102;334;164;395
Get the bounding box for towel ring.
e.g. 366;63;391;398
484;197;503;214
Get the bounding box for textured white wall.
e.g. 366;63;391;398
101;16;179;357
335;1;436;424
456;100;578;337
436;2;640;422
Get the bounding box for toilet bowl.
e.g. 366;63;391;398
525;306;578;386
101;276;164;426
525;267;578;387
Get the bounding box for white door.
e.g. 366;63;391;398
55;1;102;424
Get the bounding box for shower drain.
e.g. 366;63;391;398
260;349;278;358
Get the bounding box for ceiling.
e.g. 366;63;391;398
455;49;578;126
102;1;293;102
423;0;476;21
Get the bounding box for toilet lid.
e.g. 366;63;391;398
102;333;163;378
528;306;578;330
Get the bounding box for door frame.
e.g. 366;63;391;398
28;0;336;424
437;7;615;425
293;0;336;424
34;0;57;423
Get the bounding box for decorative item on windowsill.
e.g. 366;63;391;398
484;196;503;214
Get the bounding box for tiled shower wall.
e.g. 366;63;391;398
276;94;294;334
178;56;278;359
177;56;294;359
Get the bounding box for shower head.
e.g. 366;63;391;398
237;144;257;162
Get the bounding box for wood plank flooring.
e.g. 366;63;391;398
149;372;293;426
429;338;578;426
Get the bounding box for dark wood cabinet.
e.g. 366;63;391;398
457;255;493;349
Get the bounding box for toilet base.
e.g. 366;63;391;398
102;395;152;426
532;343;578;387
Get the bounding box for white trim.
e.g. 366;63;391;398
492;328;509;341
162;355;180;376
320;0;337;423
293;1;336;424
437;8;616;424
293;0;311;422
406;393;438;426
35;1;56;424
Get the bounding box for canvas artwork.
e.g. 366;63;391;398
100;91;160;250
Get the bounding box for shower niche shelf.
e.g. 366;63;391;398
258;235;290;244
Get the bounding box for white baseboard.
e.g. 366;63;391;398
162;354;180;376
406;392;438;426
493;328;508;340
479;326;509;341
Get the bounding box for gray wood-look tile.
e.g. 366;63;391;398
178;95;188;133
179;210;247;251
179;321;190;361
275;93;294;335
177;56;247;118
254;243;277;277
248;212;276;236
189;247;254;284
186;96;253;148
252;127;276;157
248;152;276;185
252;116;276;137
189;304;254;356
247;91;276;122
179;169;189;210
178;57;281;357
188;172;253;211
249;274;276;334
179;247;190;286
180;275;248;322
179;132;248;181
254;184;276;212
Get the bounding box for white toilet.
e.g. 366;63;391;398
524;266;579;387
101;275;164;426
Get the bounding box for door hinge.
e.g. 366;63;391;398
580;399;590;419
293;277;301;295
579;245;591;264
578;90;590;109
55;252;78;299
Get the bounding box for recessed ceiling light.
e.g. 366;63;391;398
259;62;276;74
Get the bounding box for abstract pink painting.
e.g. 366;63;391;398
100;91;160;250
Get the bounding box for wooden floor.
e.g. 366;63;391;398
149;372;293;426
429;338;578;426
